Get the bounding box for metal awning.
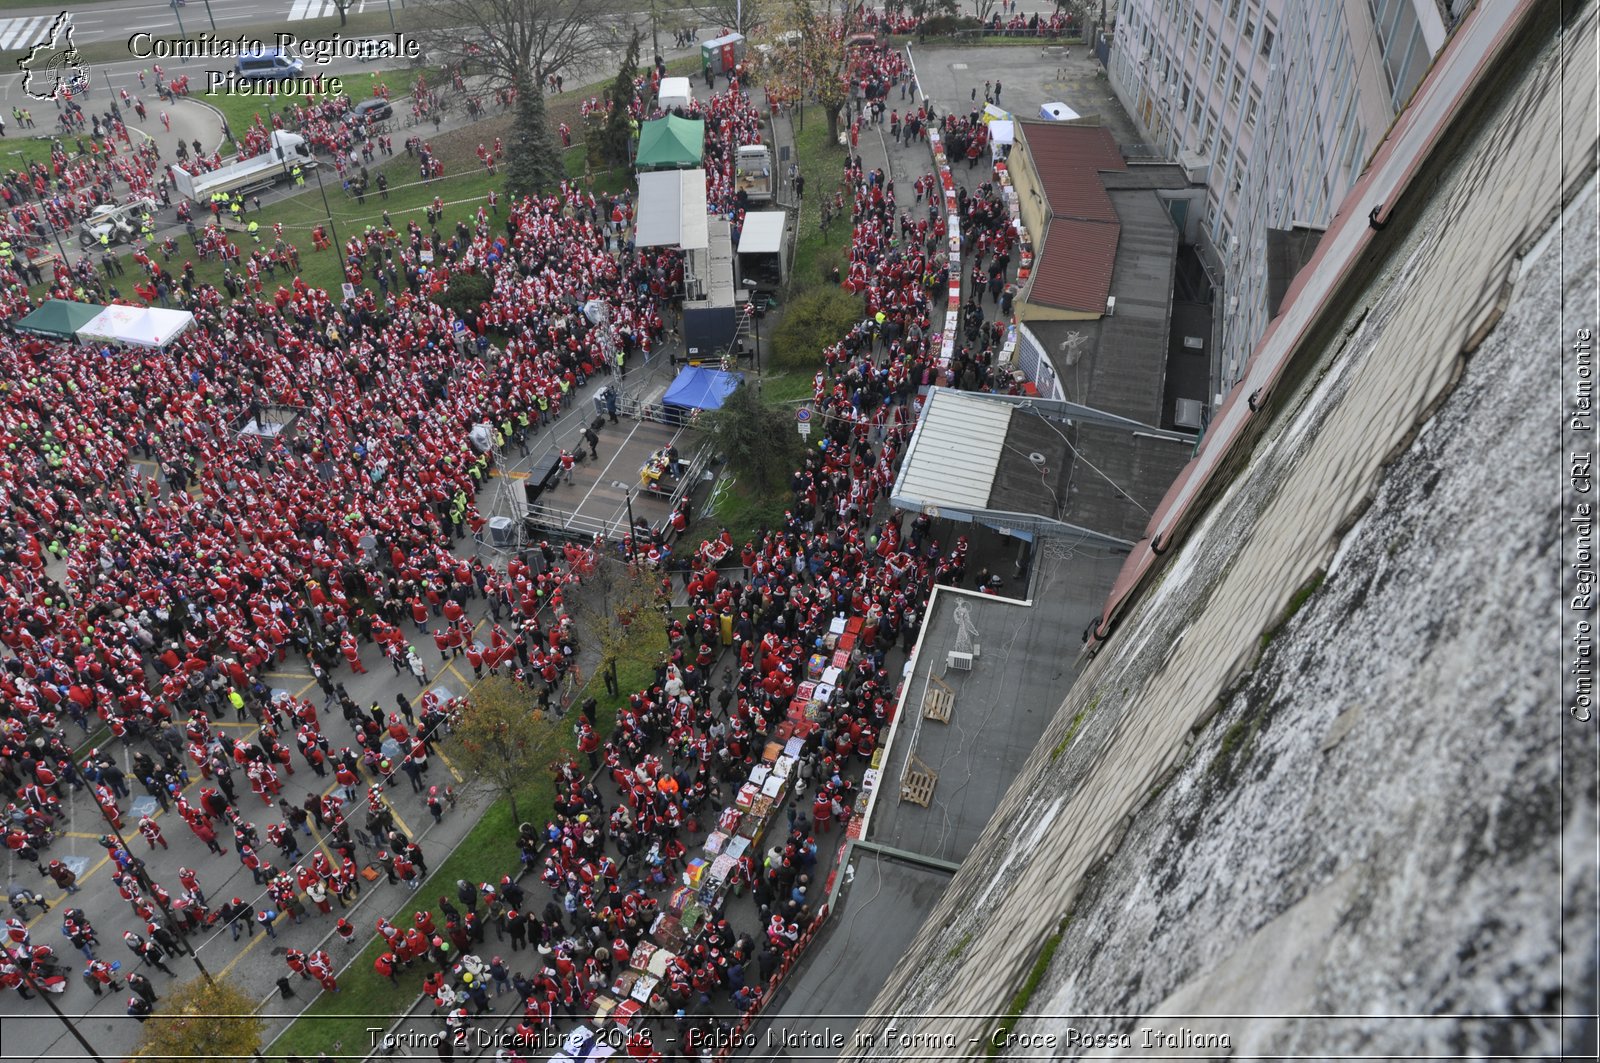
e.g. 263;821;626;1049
635;168;708;249
890;388;1168;550
893;389;1013;511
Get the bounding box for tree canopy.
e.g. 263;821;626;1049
451;673;564;822
135;977;264;1063
699;381;806;495
416;0;624;88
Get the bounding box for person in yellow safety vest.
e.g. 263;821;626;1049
229;200;242;220
247;221;260;243
0;240;12;266
615;350;627;377
292;164;305;186
99;231;111;249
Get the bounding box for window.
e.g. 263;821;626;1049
1202;33;1214;69
1229;64;1244;107
1260;25;1275;58
1227;0;1242;21
1371;0;1425;104
1242;17;1256;47
1245;92;1259;127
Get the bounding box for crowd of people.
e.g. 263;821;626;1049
0;7;1032;1057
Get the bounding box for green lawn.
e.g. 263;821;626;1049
0;135;68;171
787;110;849;293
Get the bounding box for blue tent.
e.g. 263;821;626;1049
662;366;743;416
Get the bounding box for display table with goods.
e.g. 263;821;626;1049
640;448;680;491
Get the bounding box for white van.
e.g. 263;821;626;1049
657;76;692;112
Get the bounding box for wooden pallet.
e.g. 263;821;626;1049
923;675;954;723
900;754;938;807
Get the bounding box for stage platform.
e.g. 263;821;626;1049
505;414;702;545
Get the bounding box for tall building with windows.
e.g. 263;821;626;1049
1105;0;1472;399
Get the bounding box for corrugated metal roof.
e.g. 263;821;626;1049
1019;122;1126;223
1018;122;1128;316
895;390;1014;511
1029;217;1120;313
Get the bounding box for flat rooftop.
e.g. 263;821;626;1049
869;548;1124;864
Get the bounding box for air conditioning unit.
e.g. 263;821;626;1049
947;651;974;672
1104;296;1117;317
1183;335;1205;351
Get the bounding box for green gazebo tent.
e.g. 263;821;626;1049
12;299;107;340
636;115;705;171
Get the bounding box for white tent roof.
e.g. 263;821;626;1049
736;210;786;255
635;168;709;250
893;389;1014;512
77;303;195;348
990;120;1015;147
1039;101;1081;121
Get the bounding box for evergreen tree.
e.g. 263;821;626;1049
507;76;565;199
600;29;643;168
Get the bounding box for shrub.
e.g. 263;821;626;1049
768;285;863;372
430;271;492;317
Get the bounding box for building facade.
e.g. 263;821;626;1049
1105;0;1471;398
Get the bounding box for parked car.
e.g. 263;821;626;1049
343;98;394;126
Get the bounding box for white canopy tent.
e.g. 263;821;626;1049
76;304;195;348
989;119;1015;157
634;168;709;250
1039;101;1081;121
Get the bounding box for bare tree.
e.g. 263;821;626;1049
414;0;625;89
761;0;854;145
685;0;768;40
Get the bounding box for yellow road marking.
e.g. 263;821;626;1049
216;915;276;979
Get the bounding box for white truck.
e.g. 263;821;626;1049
734;143;774;204
78;197;158;249
170;130;316;204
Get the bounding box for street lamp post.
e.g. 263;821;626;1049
170;1;187;37
40;989;109;1063
625;490;638;561
309;161;350;286
91;800;215;983
612;480;638;562
202;0;218;32
10;153;72;266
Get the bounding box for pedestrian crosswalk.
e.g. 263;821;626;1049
287;0;367;20
0;15;56;53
